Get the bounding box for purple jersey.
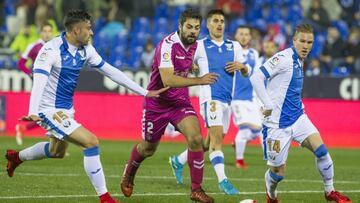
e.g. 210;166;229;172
22;39;45;63
145;32;198;112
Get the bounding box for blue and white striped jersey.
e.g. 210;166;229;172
32;32;104;112
194;37;245;105
233;48;261;101
258;47;304;128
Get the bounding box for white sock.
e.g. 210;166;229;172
19;142;51;161
177;149;188;165
235;128;251;160
316;153;334;193
209;150;227;182
265;169;283;199
83;146;107;196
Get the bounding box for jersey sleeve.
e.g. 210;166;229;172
86;44;105;68
259;53;288;78
32;43;55;76
21;43;34;59
159;40;173;68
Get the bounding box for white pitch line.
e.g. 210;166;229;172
16;172;360;184
1;190;360;199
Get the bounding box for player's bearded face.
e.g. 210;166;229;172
179;18;200;46
75;21;93;46
293;32;314;59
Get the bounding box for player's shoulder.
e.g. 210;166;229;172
42;36;62;52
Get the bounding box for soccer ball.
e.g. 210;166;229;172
239;199;257;203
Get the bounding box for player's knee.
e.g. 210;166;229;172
188;134;203;148
138;142;157;157
314;144;328;158
271;165;285;177
85;137;99;148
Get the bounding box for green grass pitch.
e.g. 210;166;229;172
0;136;359;203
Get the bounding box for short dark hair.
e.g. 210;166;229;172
63;10;92;31
179;8;202;26
206;9;225;20
40;21;52;30
294;24;314;37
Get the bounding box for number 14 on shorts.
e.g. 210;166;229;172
267;139;280;153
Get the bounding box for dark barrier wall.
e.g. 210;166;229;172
1;69;359;100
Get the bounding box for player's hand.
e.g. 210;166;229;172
200;73;219;85
145;86;170;97
261;107;272;118
190;63;199;74
225;62;248;76
20;115;43;122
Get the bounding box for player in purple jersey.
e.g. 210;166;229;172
120;8;218;203
15;22;54;145
7;10;167;203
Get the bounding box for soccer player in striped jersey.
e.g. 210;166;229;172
251;24;351;203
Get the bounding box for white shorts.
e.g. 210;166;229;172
263;114;319;167
231;99;263;127
38;109;81;140
200;100;231;134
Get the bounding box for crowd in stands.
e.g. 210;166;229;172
0;0;359;76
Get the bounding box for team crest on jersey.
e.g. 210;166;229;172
162;52;170;62
38;52;47;61
269;56;280;68
225;43;233;51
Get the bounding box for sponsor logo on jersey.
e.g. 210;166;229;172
38;52;48;61
175;55;185;60
225;43;233;51
162;52;170;62
269;56;280;68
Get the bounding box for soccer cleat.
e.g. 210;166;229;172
99;192;121;203
190;188;214;203
15;124;24;145
120;164;134;197
236;159;248;169
169;155;184;184
266;192;280;203
218;179;240;195
5;149;23;177
325;191;352;203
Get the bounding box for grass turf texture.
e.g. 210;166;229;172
0;136;359;203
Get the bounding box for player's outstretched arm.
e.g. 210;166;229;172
159;67;218;88
250;69;273;117
97;62;149;96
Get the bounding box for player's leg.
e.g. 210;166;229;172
297;115;351;202
263;126;291;202
232;100;262;168
121;140;160;197
121;109;165;197
15;122;40;145
176;115;214;203
66;126;119;203
5;135;68;177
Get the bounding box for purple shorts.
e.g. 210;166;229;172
142;105;197;143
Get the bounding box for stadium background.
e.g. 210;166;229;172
0;0;359;147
